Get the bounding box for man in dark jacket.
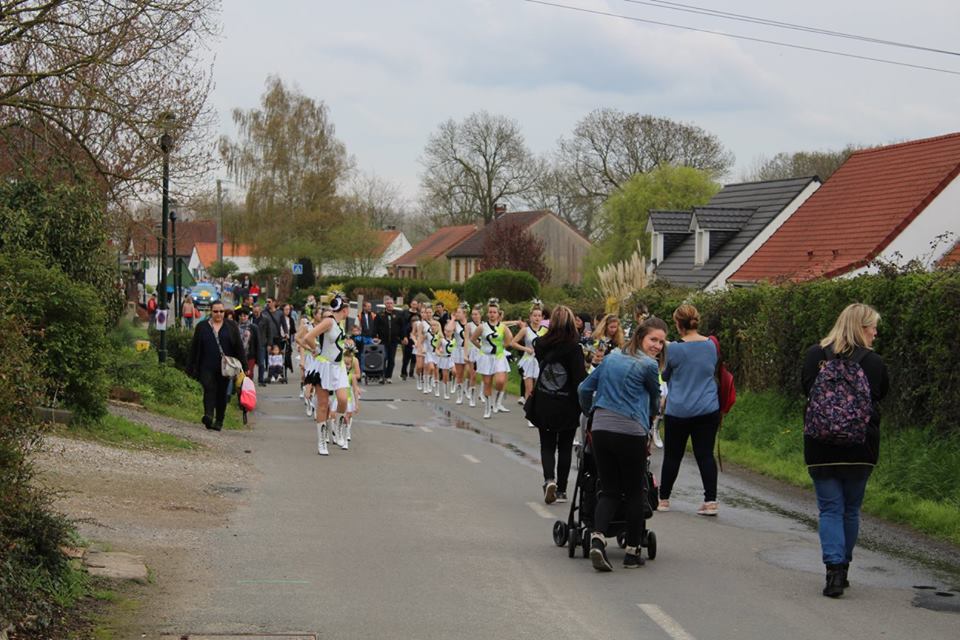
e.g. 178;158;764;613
188;301;244;431
237;307;260;378
400;299;420;380
252;304;273;385
374;296;402;383
359;300;377;339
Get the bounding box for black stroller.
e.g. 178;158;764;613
552;422;658;560
361;342;387;384
277;337;291;384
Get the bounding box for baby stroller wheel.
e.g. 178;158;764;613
645;530;657;560
552;521;568;547
581;534;590;559
567;526;579;558
616;532;627;549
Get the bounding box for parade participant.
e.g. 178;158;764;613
411;306;426;390
420;306;438;395
471;299;514;419
511;300;548;418
463;304;482;407
451;303;469;404
436;320;455;400
428;318;443;397
295;306;320;413
329;343;362;450
400;299;421;380
303;296;350;456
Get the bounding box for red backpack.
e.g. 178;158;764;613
709;335;736;415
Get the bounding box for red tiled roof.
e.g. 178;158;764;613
939;240;960;268
731;132;960;283
194;241;254;267
446;210;551;257
128;219;220;257
374;230;401;256
391;225;477;267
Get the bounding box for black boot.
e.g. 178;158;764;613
840;563;850;588
823;564;845;598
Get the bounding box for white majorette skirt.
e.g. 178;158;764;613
437;356;454;370
318;361;349;391
519;354;540;379
452;346;465;365
476;354;509;376
424;351;439;366
303;357;322;385
464;346;477;363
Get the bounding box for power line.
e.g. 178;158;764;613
623;0;960;57
521;0;960;76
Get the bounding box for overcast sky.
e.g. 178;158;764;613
209;0;960;203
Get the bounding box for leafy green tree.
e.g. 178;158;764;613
586;165;719;281
207;259;239;279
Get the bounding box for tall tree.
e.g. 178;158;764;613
480;220;551;282
219;76;362;272
528;161;603;240
344;172;408;230
420;111;542;226
0;0;219;199
745;146;863;182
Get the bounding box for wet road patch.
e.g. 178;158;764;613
913;586;960;613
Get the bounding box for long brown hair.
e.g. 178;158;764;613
537;305;578;350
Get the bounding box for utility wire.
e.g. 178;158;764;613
623;0;960;57
522;0;960;76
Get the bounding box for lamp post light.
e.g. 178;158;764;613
171;207;179;326
157;112;176;363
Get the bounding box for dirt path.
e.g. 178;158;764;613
33;403;261;637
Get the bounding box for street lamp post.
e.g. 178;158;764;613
171;207;179;326
158;113;175;363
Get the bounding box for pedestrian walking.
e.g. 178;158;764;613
524;305;587;505
577;316;666;571
374;296;402;382
181;294;197;330
187;301;244;431
237;307;260;378
400;299;420;380
657;304;722;517
251;303;273;386
802;303;889;598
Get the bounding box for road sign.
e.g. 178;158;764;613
292;263;303;275
155;309;168;331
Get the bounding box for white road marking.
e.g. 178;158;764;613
419;426;433;433
637;604;697;640
387;403;398;410
462;454;481;464
526;501;555;519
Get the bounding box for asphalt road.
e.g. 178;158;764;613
155;372;959;639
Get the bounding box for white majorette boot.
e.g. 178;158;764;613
456;384;464;405
423;375;432;394
434;379;441;397
338;416;348;450
483;395;492;419
496;390;510;413
346;417;352;442
416;374;422;391
468;386;476;407
442;381;450;400
317;423;329;456
327;418;336;445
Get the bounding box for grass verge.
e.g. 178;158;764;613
66;415;196;451
719;390;960;545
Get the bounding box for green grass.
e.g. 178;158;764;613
719;391;960;545
141;397;244;431
67;414;197;451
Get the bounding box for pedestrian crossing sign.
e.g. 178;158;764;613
292;263;303;275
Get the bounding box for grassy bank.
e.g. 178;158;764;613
65;415;196;451
719;391;960;545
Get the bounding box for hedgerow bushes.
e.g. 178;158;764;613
463;269;539;304
629;271;960;435
290;276;464;307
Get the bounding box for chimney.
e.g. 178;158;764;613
493;203;507;219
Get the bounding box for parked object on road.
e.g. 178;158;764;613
190;281;220;309
361;342;387;384
801;303;889;598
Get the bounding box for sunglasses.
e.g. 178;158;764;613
211;310;225;313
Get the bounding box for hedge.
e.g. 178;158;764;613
463;269;539;305
290;276;463;308
628;271;960;435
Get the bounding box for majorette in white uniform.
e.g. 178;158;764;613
415;318;430;357
437;336;455;370
313;319;349;391
464;321;478;363
475;321;509;375
518;325;548;379
302;319;316;381
452;320;466;365
424;324;440;366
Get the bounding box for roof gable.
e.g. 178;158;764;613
649;210;692;234
690;207;755;232
731;132;960;283
390;225;477;267
194;241;254;268
446;210;551;257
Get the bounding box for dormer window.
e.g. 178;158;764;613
695;228;710;265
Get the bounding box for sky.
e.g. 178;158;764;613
208;0;960;203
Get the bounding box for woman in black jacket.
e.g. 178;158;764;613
188;300;245;431
801;303;889;598
525;305;588;504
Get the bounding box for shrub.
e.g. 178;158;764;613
0;253;108;420
148;326;194;372
430;289;460;311
463;269;539;304
290;277;464;308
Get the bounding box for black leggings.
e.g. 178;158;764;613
592;430;648;548
538;428;576;492
659;411;721;502
199;368;230;423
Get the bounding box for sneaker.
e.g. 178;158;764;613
623;552;645;569
517;396;525;405
697;501;718;516
555;491;568;503
657;499;671;512
386;379;392;384
651;419;663;449
589;537;613;572
544;481;558;505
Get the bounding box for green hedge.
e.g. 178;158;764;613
463;269;539;305
290;277;463;308
148;326;194;372
629;271;960;435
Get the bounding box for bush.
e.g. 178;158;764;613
0;253;108;420
290;277;464;308
463;269;539;305
149;326;195;372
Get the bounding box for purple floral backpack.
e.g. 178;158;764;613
803;347;873;446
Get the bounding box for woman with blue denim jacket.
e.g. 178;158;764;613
578;317;667;571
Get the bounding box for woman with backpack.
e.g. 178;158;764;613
524;306;587;505
802;303;888;598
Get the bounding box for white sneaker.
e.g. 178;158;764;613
652;418;664;449
317;424;328;456
518;396;525;405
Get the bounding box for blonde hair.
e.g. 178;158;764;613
673;304;700;332
595;313;624;348
821;303;880;355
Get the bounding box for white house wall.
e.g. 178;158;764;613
705;180;821;292
848;174;960;277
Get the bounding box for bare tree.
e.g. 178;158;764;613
744;146;863;182
0;1;220;200
419;111;543;226
528;161;602;240
345;172;408;230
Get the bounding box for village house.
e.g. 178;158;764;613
389;225;477;280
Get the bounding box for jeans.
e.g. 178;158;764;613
810;466;872;565
538;428;576;492
592;430;649;548
199;368;229;424
257;346;267;384
659;411;721;502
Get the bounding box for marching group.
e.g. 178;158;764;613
186;290;888;598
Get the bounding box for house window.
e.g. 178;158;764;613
694;229;710;265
